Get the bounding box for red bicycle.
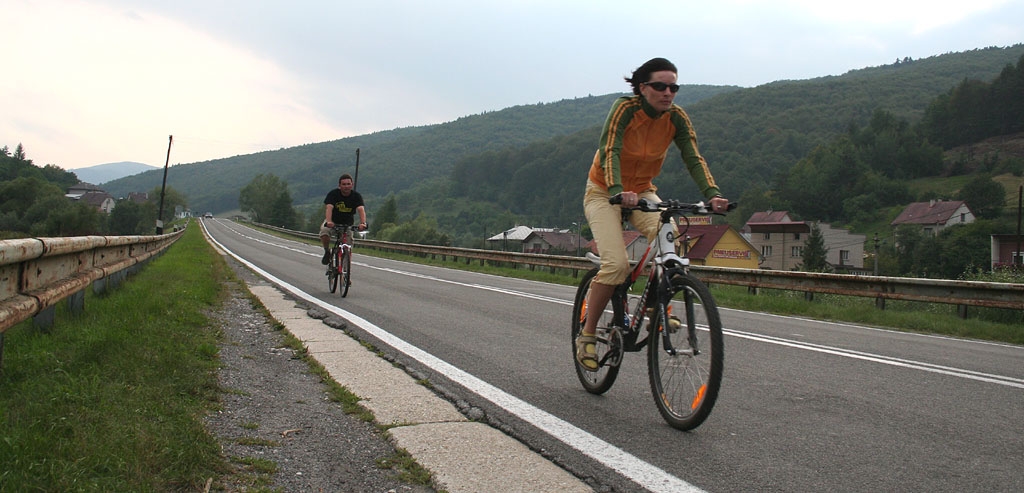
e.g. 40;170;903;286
326;225;354;297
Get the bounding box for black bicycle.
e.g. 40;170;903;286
572;195;735;430
326;225;355;297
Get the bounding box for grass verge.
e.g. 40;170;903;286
0;224;227;491
1;224;440;491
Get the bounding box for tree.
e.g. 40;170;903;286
148;186;188;224
24;196;101;236
109;199;156;235
799;223;831;272
958;174;1006;219
239;174;290;223
372;195;399;235
267;188;300;229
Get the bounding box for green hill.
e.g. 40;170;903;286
102;45;1024;239
103;86;736;214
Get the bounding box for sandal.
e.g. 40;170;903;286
576;333;599;372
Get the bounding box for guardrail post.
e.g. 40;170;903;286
1;332;5;371
33;306;55;332
957;305;968;319
94;276;108;296
68;290;85;316
875;296;886;310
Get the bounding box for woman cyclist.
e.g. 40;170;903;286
577;57;730;371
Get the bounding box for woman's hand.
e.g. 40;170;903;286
619;191;639;207
709;196;730;213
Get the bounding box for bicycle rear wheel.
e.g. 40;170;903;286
327;246;339;293
572;268;623;394
647;273;723;430
340;249;351;298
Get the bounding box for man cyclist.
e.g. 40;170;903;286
319;173;367;265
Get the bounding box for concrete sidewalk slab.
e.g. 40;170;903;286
390;421;592;493
244;282;593;493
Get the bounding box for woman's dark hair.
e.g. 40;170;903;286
624;57;678;95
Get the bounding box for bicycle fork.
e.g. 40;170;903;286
655;275;700;357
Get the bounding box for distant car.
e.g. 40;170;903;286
204;212;213;218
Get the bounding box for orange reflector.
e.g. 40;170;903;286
579;300;587;324
690;384;707;410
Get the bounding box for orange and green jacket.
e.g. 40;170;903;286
588;95;721;199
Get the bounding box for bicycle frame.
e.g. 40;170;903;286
332;226;353;255
598;204;701;354
575;196;732;430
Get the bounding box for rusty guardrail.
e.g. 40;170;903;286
0;227;185;336
252;221;1023;313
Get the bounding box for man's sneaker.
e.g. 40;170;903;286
321;252;331;265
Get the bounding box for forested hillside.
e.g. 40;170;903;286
103;86;737;214
433;46;1024;240
102;45;1024;248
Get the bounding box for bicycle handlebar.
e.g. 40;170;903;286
330;224;366;232
608;194;737;215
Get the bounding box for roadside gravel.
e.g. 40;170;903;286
203;257;435;492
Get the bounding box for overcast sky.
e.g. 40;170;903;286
4;0;1022;170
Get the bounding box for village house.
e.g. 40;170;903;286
743;211;866;271
66;182;115;214
891;200;975;236
486;225;535;251
585;230;650;262
487;226;591;256
679;223;760;269
127;191;149;204
521;229;585;255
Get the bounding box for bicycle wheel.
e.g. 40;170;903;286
572;268;623;394
340;248;351;298
647;272;723;430
327;246;339;293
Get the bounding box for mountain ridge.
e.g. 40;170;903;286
73;161;158;185
99;45;1024;227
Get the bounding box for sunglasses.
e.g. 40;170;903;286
643;81;681;93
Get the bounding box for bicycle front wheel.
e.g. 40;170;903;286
327;247;339;293
572;268;622;394
340;249;351;298
647;273;723;430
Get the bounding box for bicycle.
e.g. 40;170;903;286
571;195;735;430
326;225;355;297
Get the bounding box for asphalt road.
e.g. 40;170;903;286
203;218;1024;493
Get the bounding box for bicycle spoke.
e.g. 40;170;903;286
648;274;723;430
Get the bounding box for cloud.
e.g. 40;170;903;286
4;0;1021;170
3;0;344;168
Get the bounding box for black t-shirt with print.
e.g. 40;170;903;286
324;188;364;225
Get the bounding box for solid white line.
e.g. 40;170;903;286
724;329;1024;388
203;223;704;493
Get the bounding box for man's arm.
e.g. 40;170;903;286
324;204;334;227
357;206;367;230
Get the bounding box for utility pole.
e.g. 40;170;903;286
354;148;360;188
156;135;172;234
873;233;880;275
1016;185;1022;266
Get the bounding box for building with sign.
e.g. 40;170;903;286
679;223;760;269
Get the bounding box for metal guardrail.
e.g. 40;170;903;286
0;227;185;337
253;222;1023;313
